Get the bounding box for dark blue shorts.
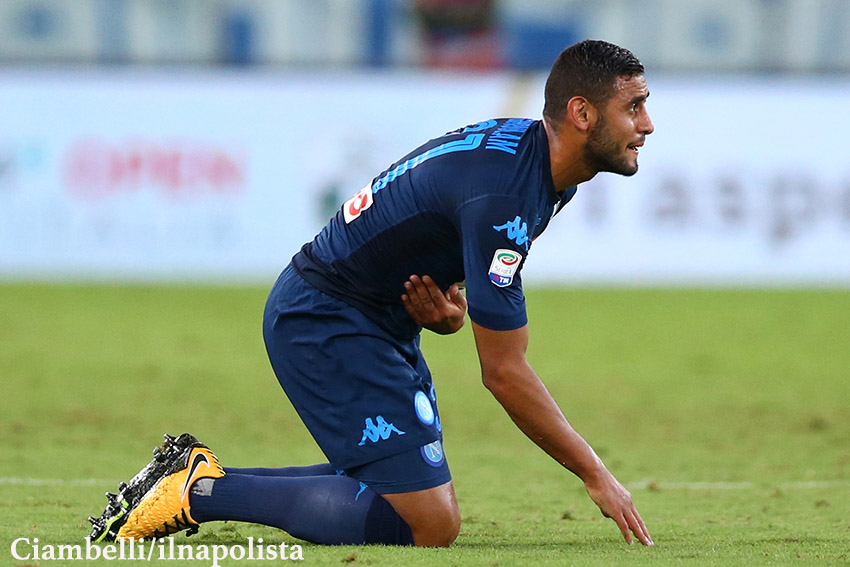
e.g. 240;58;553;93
263;264;451;494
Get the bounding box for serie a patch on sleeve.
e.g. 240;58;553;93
488;249;522;287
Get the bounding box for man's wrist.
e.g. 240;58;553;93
575;453;608;485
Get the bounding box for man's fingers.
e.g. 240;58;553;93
409;275;458;313
586;473;653;548
627;508;653;546
402;282;421;308
445;284;468;312
421;276;448;306
408;276;436;309
402;281;429;317
618;506;653;547
613;513;633;545
598;499;652;547
444;284;458;301
401;291;421;318
404;276;465;331
406;277;430;311
450;286;468;309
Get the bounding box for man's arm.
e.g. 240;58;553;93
471;321;653;546
401;275;651;545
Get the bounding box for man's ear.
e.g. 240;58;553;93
566;96;598;132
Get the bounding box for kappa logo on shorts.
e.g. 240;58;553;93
355;482;368;500
358;416;405;446
488;249;522;287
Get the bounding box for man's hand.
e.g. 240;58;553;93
584;468;653;546
401;275;467;335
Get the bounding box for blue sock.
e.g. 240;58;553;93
189;474;414;545
223;463;337;477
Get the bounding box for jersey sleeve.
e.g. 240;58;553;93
456;195;530;331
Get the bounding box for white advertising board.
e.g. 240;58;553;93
0;70;848;285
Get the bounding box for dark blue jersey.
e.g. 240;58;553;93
292;118;576;339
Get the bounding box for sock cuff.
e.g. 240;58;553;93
364;495;414;546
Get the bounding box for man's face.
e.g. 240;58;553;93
584;74;654;177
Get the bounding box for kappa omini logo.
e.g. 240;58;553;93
343;184;374;224
488;249;522;287
358;415;405;446
493;215;530;249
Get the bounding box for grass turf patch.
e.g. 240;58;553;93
1;284;849;566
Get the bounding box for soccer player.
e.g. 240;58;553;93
89;39;655;548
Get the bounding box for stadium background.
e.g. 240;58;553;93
2;0;849;285
2;1;849;566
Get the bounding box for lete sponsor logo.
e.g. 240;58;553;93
488;249;522;287
342;184;373;224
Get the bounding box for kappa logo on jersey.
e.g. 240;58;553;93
488;249;522;287
343;184;374;224
493;215;530;249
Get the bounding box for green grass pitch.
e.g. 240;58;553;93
1;283;848;566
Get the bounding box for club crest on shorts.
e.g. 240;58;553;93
420;440;445;467
414;391;435;425
488;249;522;287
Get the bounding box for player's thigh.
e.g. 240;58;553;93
382;482;460;547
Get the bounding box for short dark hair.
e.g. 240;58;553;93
543;40;645;125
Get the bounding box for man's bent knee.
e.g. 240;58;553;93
427;516;460;547
411;506;460;547
381;482;460;547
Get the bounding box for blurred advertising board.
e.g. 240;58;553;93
0;70;847;285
